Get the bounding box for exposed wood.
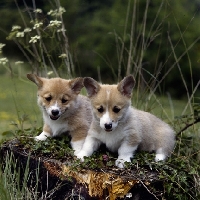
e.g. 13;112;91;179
0;139;164;200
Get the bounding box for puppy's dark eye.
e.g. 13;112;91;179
97;106;104;113
113;106;120;113
45;96;52;102
61;99;68;104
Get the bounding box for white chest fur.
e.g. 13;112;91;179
92;127;125;152
44;114;69;136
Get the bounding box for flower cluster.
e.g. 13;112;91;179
24;28;31;33
57;28;66;32
0;57;8;65
8;4;67;43
48;20;62;28
47;71;53;75
11;25;21;31
34;8;42;13
47;7;66;16
29;35;41;43
16;32;24;38
0;43;8;65
0;43;5;54
33;22;43;29
59;53;67;58
4;5;70;72
15;61;24;65
8;26;32;40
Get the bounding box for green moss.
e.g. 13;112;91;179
3;125;197;199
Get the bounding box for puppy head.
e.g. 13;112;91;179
84;75;135;132
27;74;83;120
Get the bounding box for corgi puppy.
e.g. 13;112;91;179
76;75;175;168
27;74;92;155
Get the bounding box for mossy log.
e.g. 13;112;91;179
0;139;164;200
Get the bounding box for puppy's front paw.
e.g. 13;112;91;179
71;140;84;156
34;131;50;141
115;157;131;168
35;135;47;141
75;151;87;162
115;159;126;168
155;153;166;162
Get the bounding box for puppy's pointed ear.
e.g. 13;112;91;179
69;77;84;94
83;77;100;97
117;75;135;98
27;74;43;88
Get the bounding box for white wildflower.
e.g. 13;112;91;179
0;43;5;53
16;32;24;38
47;71;53;75
59;53;67;58
33;22;43;29
11;25;21;31
47;7;66;16
48;20;62;28
29;35;41;43
57;7;66;15
34;9;42;13
0;57;8;65
0;44;5;49
15;61;24;65
24;28;32;33
47;9;56;16
57;28;66;33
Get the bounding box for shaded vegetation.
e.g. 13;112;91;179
0;0;199;97
1;125;199;199
0;0;199;199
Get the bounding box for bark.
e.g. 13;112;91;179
0;139;164;200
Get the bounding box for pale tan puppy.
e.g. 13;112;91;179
76;75;175;168
27;74;92;156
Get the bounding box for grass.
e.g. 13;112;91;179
0;0;199;199
0;74;42;139
0;73;199;199
1;122;199;199
0;71;197;145
0;72;199;199
0;73;189;136
0;152;38;200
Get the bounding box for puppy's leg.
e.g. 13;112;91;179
155;130;175;162
70;127;89;156
76;135;101;161
35;124;52;141
155;148;167;162
71;139;85;156
116;142;138;168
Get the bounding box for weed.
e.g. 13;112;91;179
4;0;73;78
0;0;199;199
0;151;38;200
1;125;199;199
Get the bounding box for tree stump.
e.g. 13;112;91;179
0;139;164;200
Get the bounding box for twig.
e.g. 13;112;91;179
139;180;159;200
176;117;200;137
126;0;136;76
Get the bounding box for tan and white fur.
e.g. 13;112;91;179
27;74;92;155
76;75;175;168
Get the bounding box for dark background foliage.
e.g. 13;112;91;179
0;0;200;98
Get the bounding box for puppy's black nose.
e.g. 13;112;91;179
105;123;112;130
51;110;59;116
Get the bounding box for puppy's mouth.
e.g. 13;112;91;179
50;115;60;120
105;128;113;132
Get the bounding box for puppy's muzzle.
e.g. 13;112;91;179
50;109;60;120
104;123;112;132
